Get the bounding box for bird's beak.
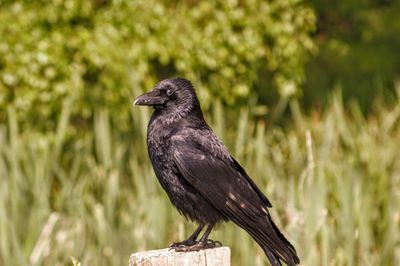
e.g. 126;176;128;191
133;90;166;106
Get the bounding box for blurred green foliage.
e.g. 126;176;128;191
0;0;315;132
304;0;400;110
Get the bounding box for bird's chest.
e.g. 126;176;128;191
146;120;198;206
147;121;177;183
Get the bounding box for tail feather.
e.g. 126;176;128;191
265;250;283;266
236;213;300;266
221;193;299;265
269;215;299;260
255;216;300;266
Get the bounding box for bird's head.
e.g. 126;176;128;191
134;77;202;117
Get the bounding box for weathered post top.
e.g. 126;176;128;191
129;247;231;266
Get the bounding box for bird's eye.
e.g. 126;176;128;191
166;89;174;96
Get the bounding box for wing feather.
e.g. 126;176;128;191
173;147;266;216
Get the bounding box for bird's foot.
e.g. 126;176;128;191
172;239;222;252
169;238;197;249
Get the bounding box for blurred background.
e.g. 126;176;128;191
0;0;399;265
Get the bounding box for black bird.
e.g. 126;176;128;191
134;77;299;266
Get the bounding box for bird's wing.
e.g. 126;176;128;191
171;133;269;217
231;157;272;207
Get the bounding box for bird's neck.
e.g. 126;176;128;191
153;105;204;126
148;108;206;140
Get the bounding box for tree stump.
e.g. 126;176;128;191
129;247;231;266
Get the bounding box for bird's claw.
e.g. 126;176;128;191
172;239;222;252
205;239;222;247
169;239;197;250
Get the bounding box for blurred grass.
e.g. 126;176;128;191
0;92;399;266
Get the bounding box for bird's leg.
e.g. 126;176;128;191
170;224;204;248
173;223;222;252
200;223;222;249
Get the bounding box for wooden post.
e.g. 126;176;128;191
129;247;231;266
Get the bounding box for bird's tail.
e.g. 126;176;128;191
244;214;300;266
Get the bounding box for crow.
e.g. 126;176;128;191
133;77;300;266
